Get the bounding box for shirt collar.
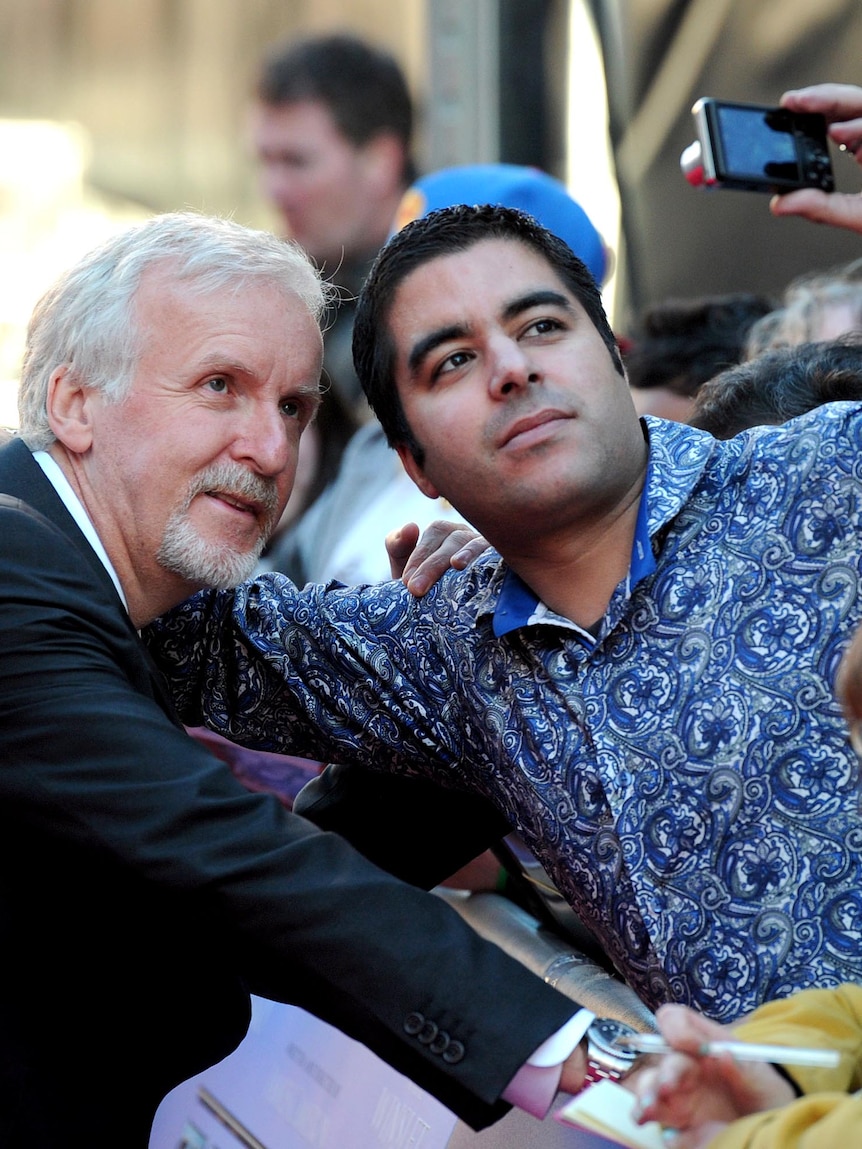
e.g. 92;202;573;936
32;449;129;611
488;417;717;637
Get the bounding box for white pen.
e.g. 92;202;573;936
613;1032;841;1068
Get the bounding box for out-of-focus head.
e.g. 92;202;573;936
689;336;862;439
745;258;862;359
392;163;610;287
354;202;621;458
18;211;327;451
624;293;775;422
250;33;415;268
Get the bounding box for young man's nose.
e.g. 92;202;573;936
488;336;535;398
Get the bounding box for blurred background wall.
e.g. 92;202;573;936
0;0;426;226
594;0;862;318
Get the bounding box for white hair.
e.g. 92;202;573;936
18;211;333;449
745;257;862;360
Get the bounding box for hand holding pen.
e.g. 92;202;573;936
623;1003;824;1149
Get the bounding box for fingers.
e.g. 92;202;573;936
778;86;862;232
630;1054;701;1123
388;519;490;596
385;522;421;580
781;83;862;122
770;188;862;235
779;83;862;175
397;520;486;596
654;1003;730;1053
447;532;491;570
828;120;862;157
628;1064;663;1122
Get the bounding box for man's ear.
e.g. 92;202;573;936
47;365;96;453
397;442;441;500
361;132;407;195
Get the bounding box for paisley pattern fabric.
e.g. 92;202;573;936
150;406;862;1023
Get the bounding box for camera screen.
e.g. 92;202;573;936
716;105;799;180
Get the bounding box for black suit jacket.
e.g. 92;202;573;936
0;438;577;1147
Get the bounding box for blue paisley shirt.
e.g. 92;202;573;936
151;407;862;1023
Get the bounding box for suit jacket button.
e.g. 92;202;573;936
404;1011;425;1036
442;1039;465;1064
418;1019;439;1045
429;1029;450;1055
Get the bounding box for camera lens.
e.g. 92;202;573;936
680;140;706;187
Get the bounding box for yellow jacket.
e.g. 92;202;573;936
709;984;862;1148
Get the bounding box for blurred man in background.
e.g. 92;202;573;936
249;32;416;434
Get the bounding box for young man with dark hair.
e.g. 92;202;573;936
352;202;623;461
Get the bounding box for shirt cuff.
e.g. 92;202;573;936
501;1009;594;1117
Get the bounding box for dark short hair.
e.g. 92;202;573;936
352;203;623;462
624;293;775;398
256;33;415;183
689;336;862;439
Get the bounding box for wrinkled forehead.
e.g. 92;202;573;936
136;260;324;325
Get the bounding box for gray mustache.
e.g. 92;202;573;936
188;463;280;522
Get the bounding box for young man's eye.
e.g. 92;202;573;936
435;350;472;379
528;317;563;336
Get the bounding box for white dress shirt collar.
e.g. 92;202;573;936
32;449;129;612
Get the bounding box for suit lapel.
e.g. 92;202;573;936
0;437;182;719
0;438;115;591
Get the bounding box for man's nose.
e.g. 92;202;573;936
231;406;291;477
488;336;535;399
260;165;298;212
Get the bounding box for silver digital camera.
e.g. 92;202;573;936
681;97;835;194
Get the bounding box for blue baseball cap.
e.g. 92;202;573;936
392;162;609;286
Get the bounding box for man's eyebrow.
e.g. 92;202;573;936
405;289;575;377
501;289;574;322
407;323;470;377
196;356;322;402
197;355;259;378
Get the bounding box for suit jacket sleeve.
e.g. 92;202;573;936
0;492;578;1130
295;762;513;889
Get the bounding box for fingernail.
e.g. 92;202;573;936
631;1091;655;1121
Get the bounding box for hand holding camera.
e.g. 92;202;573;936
681;98;834;195
770;83;862;236
681;83;862;238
